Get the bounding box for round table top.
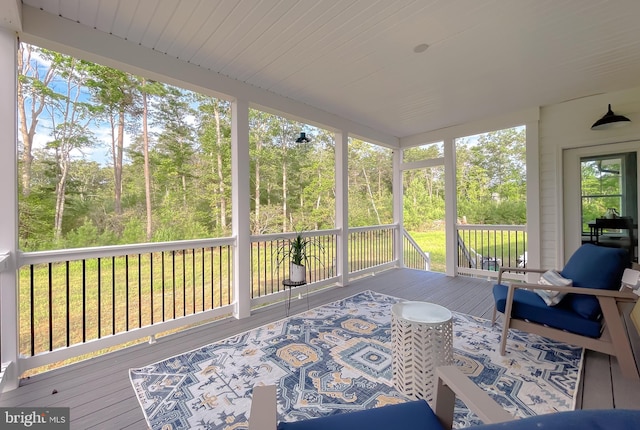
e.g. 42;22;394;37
391;301;452;324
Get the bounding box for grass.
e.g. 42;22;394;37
408;228;527;272
407;230;447;273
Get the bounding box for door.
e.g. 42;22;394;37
563;142;639;263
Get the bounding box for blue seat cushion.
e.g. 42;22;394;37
276;400;443;430
560;244;629;319
474;409;640;430
493;284;602;338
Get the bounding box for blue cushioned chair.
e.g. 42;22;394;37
248;366;640;430
492;244;639;379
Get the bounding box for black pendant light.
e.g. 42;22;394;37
295;132;311;143
591;104;631;130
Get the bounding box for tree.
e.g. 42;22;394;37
17;44;58;196
455;127;526;224
196;96;232;235
86;65;141;217
138;78;165;240
44;54;95;241
348;140;393;227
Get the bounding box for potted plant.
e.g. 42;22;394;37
276;232;324;283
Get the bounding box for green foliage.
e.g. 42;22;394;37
17;43;528;253
275;233;325;267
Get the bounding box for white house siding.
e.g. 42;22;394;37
538;86;640;269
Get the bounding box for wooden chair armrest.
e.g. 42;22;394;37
434;366;513;429
505;282;638;301
498;266;547;284
249;385;277;430
250;369;515;430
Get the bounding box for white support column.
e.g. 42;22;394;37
392;149;404;267
444;137;457;277
232;99;251;318
525;119;541;279
335;131;349;287
0;27;20;391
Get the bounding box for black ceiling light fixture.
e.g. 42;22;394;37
295;132;311;143
591;104;631;130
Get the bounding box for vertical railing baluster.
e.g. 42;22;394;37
210;247;214;309
125;255;129;332
138;254;142;328
29;265;35;356
267;241;271;295
162;251;166;322
192;249;196;315
182;251;186;317
48;263;53;351
65;261;70;347
150;252;154;325
491;230;502;270
254;241;259;298
112;256;116;335
172;250;176;320
82;259;86;343
227;245;231;304
201;248;205;312
98;258;102;339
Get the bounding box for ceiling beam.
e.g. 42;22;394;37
0;0;21;32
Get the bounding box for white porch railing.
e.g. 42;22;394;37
12;225;430;377
456;224;527;280
402;228;431;271
18;238;236;373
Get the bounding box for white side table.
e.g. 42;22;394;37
391;301;454;403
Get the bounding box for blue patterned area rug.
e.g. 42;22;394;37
129;290;583;429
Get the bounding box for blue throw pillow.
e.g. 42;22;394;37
560;244;629;319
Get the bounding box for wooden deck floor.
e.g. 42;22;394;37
1;268;639;429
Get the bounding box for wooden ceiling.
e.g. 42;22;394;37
13;0;640;139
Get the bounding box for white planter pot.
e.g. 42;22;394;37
289;262;306;283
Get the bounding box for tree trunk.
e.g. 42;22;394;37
17;44;55;196
142;82;153;241
214;102;226;230
114;109;125;215
282;148;287;232
255;139;262;232
54;150;70;241
362;167;381;225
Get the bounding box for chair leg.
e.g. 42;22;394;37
499;285;516;356
599;297;639;379
491;306;497;325
500;315;509;356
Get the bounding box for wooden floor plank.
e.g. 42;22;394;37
0;268;637;429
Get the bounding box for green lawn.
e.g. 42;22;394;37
407;230;446;273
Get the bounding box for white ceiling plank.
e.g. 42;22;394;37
94;0;121;34
110;0;140;38
122;0;157;45
18;0;640;138
140;1;181;48
185;1;246;66
77;0;101;28
153;0;199;53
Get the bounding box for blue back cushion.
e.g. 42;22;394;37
474;409;640;430
277;400;443;430
560;244;629;319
